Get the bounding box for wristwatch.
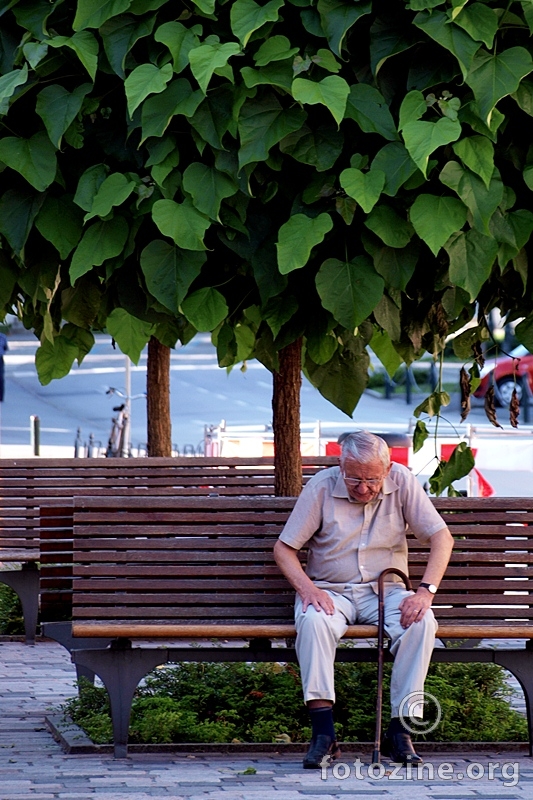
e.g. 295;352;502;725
419;582;437;594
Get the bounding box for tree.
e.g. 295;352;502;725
1;0;533;489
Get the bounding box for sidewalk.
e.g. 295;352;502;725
0;639;532;799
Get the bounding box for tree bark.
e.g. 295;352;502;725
147;337;172;457
273;337;302;496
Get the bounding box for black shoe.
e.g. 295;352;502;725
302;735;341;769
382;730;423;765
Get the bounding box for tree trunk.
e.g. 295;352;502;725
273;338;302;496
147;337;172;457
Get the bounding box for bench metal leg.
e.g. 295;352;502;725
42;622;113;686
0;563;39;644
72;642;169;758
495;649;533;757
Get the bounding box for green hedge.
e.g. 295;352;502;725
62;660;528;745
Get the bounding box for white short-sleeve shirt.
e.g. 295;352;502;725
278;463;446;592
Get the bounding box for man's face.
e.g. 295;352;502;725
342;456;391;503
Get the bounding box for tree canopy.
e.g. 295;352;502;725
1;0;533;432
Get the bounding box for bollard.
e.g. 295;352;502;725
74;427;83;458
30;415;40;456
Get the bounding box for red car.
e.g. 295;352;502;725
474;345;532;406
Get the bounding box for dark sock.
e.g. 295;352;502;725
309;707;335;741
387;717;407;735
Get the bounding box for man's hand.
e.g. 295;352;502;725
300;586;335;615
398;589;433;628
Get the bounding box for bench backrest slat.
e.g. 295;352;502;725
64;495;533;633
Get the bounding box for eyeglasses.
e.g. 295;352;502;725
342;472;384;487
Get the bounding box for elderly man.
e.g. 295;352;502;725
274;431;454;769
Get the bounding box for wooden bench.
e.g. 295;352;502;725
60;495;533;758
0;456;336;642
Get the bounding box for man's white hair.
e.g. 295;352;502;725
340;431;390;470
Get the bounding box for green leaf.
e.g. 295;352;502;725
370;17;420;76
490;208;533;266
466;47;533;125
440;161;504;236
304;342;369;416
345;83;398;141
35;336;79;386
398;90;426;131
312;49;341;73
36;84;92;149
152;198;210;251
84;173;137;221
306;327;338;365
410;194;468;255
371;142;419;196
373;242;418;292
315;256;384;328
340;168;385;213
402;117;461;177
335;196;357;225
140;240;205;311
48;32;99;81
0;189;44;254
412;419;429;453
0;255;17;309
154;21;200;74
189;41;241;94
364;205;412;248
0;131;57;192
74;164;109;212
0;65;28;116
413;10;481;80
73;0;132;30
316;0;371;56
369;327;402;378
238;93;307;169
414;390;451;418
35;195;84;259
429;442;475;496
101;14;156;79
453;2;498;49
106;308;154;365
125;62;172;118
254;35;298;66
181;288;229;332
276;213;333;274
262;295;299;338
292;75;350;126
444;229;498;301
69;217;129;283
512;78;533;116
141;78;204;142
182;163;237;220
241;60;294;92
230;0;285;47
23;42;49;69
452;136;494;189
373;294;401;341
516;315;533;351
280;123;343;171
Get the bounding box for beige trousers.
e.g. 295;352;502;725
294;583;438;718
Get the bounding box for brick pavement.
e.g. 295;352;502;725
0;640;532;799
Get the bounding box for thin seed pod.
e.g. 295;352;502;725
459;366;471;422
510;388;520;428
484;385;503;428
472;341;485;369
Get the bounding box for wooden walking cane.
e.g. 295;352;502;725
372;567;412;765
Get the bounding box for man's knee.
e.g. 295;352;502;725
296;607;341;644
